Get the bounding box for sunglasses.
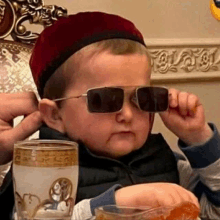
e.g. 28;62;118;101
53;86;169;113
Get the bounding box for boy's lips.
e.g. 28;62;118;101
117;131;133;134
113;129;134;133
111;131;135;137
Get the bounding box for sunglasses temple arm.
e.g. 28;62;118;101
53;94;87;102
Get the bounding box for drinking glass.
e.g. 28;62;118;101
94;205;151;220
13;140;78;220
94;202;200;220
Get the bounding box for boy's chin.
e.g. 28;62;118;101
106;141;141;158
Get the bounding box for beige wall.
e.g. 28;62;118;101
9;0;220;150
25;0;220;39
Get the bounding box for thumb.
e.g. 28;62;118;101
159;110;171;124
158;109;181;132
0;111;43;164
10;111;43;142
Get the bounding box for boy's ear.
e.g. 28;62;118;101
38;99;65;133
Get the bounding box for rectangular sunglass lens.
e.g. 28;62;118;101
87;87;124;113
137;87;168;112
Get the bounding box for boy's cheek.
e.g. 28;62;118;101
63;111;151;157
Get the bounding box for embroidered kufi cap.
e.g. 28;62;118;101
29;11;146;97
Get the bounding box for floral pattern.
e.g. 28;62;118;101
148;47;220;74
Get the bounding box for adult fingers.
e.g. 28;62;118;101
0;92;39;122
0;111;43;165
11;111;43;142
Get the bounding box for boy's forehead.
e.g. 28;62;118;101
67;51;151;90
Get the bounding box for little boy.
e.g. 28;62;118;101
0;12;220;220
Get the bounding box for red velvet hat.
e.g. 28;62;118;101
30;11;146;97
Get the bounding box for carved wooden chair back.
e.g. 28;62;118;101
0;0;67;94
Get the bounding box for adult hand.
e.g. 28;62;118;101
115;182;200;209
0;92;43;165
159;88;213;146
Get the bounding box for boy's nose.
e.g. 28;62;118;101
115;100;134;123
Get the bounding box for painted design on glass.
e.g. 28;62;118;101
14;177;74;219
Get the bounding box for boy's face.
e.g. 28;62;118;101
59;51;151;158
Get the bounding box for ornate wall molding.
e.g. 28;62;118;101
146;38;220;83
